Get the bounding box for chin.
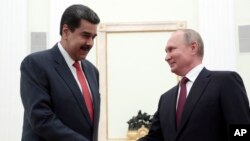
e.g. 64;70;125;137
80;54;87;59
75;57;85;61
170;67;175;72
171;69;180;75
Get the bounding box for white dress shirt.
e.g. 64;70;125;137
176;64;204;108
57;42;92;99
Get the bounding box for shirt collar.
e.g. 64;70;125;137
57;42;75;66
185;63;204;83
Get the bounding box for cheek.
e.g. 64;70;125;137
77;38;88;45
170;52;180;60
71;38;83;47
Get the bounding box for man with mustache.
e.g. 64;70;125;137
20;4;100;141
138;29;250;141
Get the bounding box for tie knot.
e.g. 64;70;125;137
181;77;189;85
73;61;81;71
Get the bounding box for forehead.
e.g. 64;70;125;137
167;31;184;45
77;19;98;34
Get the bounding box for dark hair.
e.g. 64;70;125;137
59;4;100;35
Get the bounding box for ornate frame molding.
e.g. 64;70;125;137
96;21;186;141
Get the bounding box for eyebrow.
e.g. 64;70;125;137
81;31;97;37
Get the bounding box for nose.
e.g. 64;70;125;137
86;38;94;46
165;53;171;62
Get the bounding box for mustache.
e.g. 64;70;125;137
80;45;91;51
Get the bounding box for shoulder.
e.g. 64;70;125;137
21;45;59;65
210;70;242;81
209;70;244;87
22;49;51;65
211;70;238;76
20;49;54;73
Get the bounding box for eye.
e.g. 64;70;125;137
81;34;90;39
81;32;97;40
167;47;174;53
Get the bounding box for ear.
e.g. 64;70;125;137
62;24;70;39
190;41;199;55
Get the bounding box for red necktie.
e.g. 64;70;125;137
73;61;93;122
176;77;189;128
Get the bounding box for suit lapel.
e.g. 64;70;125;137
50;45;92;125
177;68;211;133
166;85;179;133
156;83;179;140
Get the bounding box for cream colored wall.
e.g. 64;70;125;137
89;0;199;27
28;0;49;32
48;0;199;63
0;0;27;140
27;0;49;52
235;0;250;98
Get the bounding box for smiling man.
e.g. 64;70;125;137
138;29;250;141
20;4;101;141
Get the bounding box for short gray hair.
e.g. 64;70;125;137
177;29;204;58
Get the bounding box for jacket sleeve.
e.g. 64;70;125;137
137;95;164;141
220;71;250;124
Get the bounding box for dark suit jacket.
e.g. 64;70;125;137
20;45;100;141
139;68;250;141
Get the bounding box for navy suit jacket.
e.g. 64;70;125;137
139;68;250;141
20;45;100;141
